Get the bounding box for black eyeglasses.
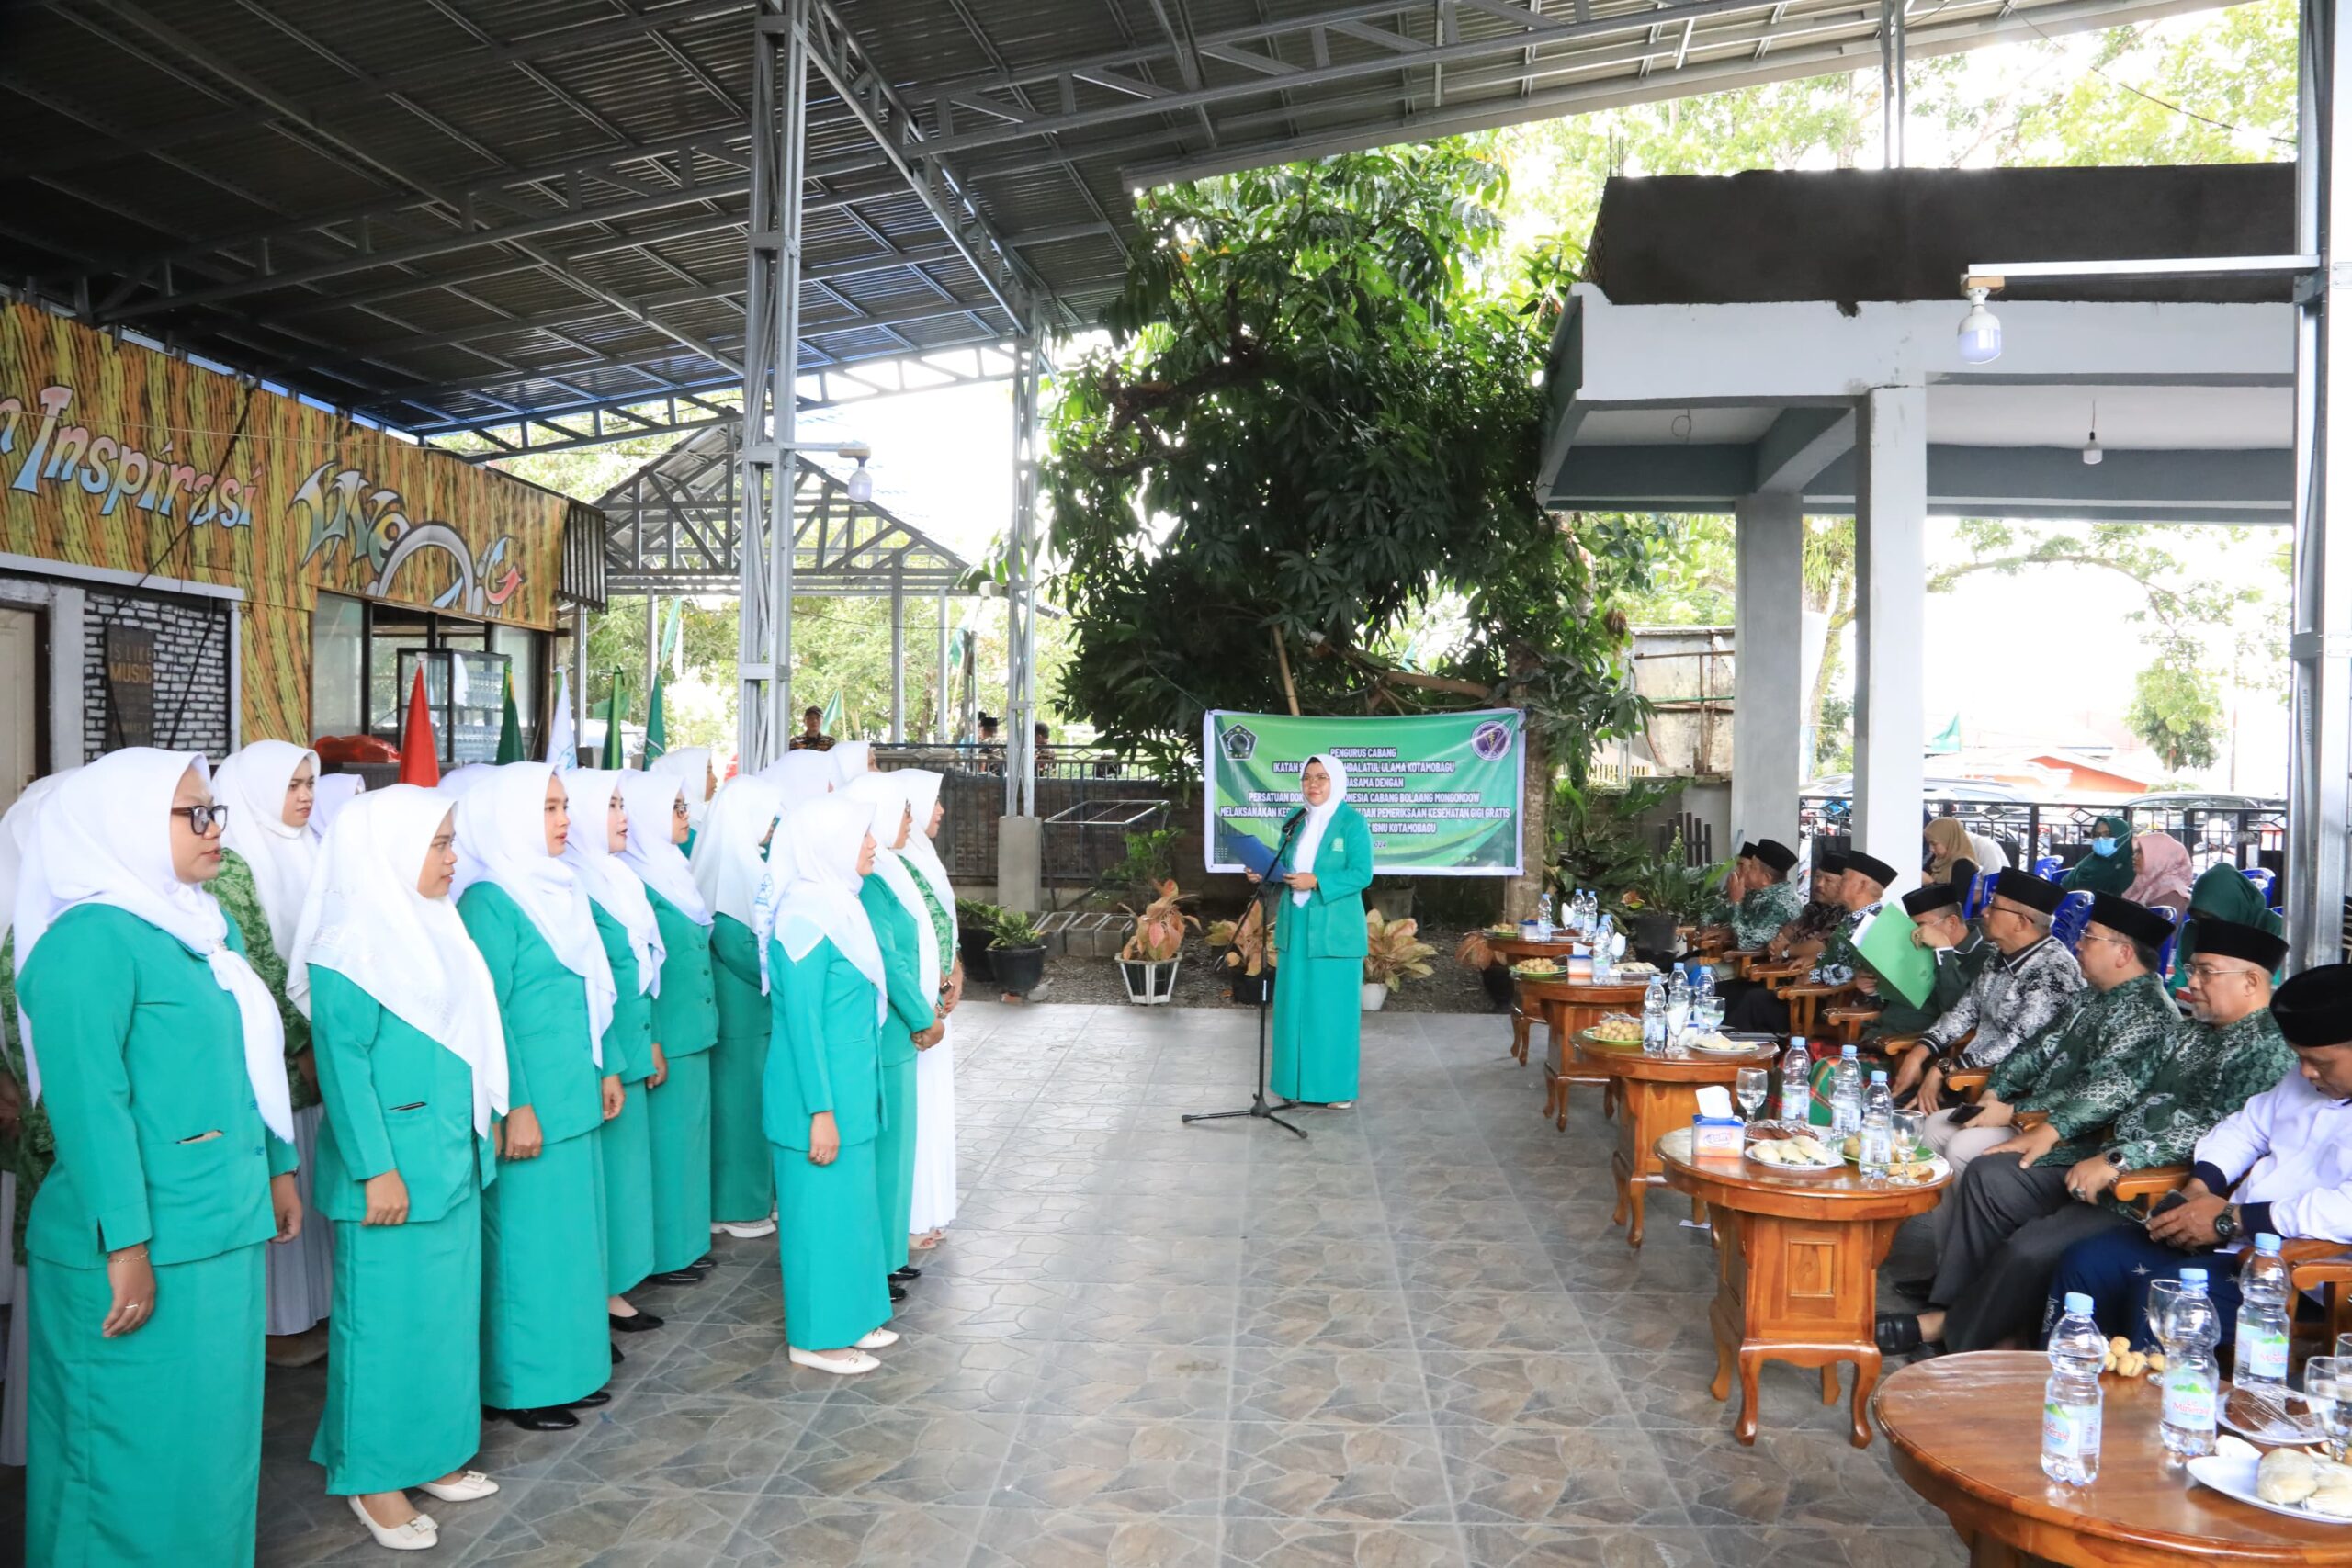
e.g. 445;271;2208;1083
175;803;230;835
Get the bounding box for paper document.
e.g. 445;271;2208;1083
1852;908;1936;1008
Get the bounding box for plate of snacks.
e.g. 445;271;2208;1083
2190;1441;2352;1522
1688;1032;1761;1055
1744;1132;1844;1171
1578;1016;1644;1047
2222;1385;2325;1445
1510;958;1564;978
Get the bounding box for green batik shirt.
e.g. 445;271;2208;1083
1865;930;1994;1040
2099;1008;2291;1179
1984;969;2177;1156
0;933;52;1266
212;848;318;1111
1811;904;1881;985
910;869;955;974
1731;879;1804;950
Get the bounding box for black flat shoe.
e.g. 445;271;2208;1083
888;1280;909;1303
485;1405;578;1432
609;1311;665;1333
689;1254;717;1270
611;1344;625;1366
1893;1276;1937;1301
888;1266;921;1284
564;1390;612;1410
648;1269;704;1286
1873;1313;1925;1356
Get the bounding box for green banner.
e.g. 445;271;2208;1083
1203;709;1525;877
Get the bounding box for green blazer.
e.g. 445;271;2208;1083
646;891;718;1057
307;965;495;1224
587;905;655;1085
763;934;884;1150
18;905;298;1268
458;883;603;1146
711;914;769;1045
857;878;937;1066
1272;803;1376;961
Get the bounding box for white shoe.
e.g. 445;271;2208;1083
347;1495;438;1551
716;1219;777;1238
418;1471;499;1503
788;1346;879;1375
1329;1100;1355;1110
854;1328;900;1350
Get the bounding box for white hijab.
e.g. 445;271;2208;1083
213;739;322;953
842;772;938;995
771;795;887;1023
762;749;834;807
896;768;956;919
452;762;616;1068
1289;752;1351;906
618;773;710;928
648;746;715;834
560;769;663;998
287;786;509;1137
310;773;365;838
13;748;294;1141
691;775;782;928
831;739;873;786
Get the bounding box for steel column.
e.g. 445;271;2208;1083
935;591;952;741
889;558;906;743
571;604;589;767
2288;0;2351;965
645;592;660;713
1881;0;1906;168
1003;336;1045;818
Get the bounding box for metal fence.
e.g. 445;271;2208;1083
874;744;1180;887
1798;794;2287;886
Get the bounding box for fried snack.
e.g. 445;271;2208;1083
2258;1448;2324;1506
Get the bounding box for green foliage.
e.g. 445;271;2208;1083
956;897;1004;931
2129;645;2226;772
1094;827;1180;900
987;908;1046;950
1042;144;1650;773
1547;777;1681;897
1620;831;1724;923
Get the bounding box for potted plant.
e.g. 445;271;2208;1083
1116;879;1196;1004
1362;909;1435;1011
956;897;1001;984
1617;831;1718;962
1454;929;1516;1011
1204;902;1276;1004
1367;877;1418;922
988;908;1049;999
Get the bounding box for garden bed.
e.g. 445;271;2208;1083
1025;921;1498;1013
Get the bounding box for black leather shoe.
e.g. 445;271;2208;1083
648;1269;704;1286
485;1404;578;1432
888;1280;909;1303
688;1254;718;1270
1894;1276;1937;1301
564;1390;612;1410
1873;1313;1925;1356
611;1344;626;1366
609;1310;665;1333
888;1266;922;1284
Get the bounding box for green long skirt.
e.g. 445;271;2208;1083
772;1140;890;1351
709;1027;774;1225
30;1242;265;1567
311;1182;482;1495
874;1057;918;1272
1270;954;1363;1104
601;1080;655;1295
645;1051;714;1274
481;1130;609;1411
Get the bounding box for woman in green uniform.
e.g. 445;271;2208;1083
17;747;302;1566
648;746;717;854
291;784;507;1550
214;739;335;1366
0;770;71;1470
1263;754;1375;1108
618;773;721;1284
455;763;621;1433
2060;814;2136;895
692;776;784;1240
562;771;666;1334
842;774;942;1282
764;795;897;1374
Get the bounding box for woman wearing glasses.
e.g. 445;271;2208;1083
292;785;508;1551
16;749;302;1565
618;774;721;1284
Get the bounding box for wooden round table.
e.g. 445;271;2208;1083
1880;1351;2352;1568
1514;975;1650;1126
1575;1035;1776;1249
1658;1134;1948;1448
1487;936;1582;1065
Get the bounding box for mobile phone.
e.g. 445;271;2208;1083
1946;1104;1981;1127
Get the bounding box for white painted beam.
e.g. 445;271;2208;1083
1731;492;1806;851
1852;386;1928;888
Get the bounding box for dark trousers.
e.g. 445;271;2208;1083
2047;1227;2245;1353
1931;1152;2132;1351
1724;986;1790;1034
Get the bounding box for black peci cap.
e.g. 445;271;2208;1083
1992;868;2064;916
2273;963;2352;1048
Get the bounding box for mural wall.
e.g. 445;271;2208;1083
0;299;568;741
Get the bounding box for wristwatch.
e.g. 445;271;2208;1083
2212;1205;2241;1245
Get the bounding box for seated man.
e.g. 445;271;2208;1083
1875;917;2290;1356
1725;850;1888;1032
1923;893;2177;1173
1891;870;2084;1109
2047;962;2352;1350
1766;852;1849;964
1697;839;1804;952
1856;883;1994;1045
1692;844;1757;946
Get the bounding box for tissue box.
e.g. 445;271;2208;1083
1691;1116;1744;1156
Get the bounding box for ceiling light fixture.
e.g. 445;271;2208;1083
2082;400;2103;466
1956;285;2002;364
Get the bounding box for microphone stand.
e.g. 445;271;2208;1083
1183;811;1309;1141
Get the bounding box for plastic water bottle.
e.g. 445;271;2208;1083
1859;1071;1894;1179
1642;973;1669;1055
1593;914;1615;982
2234;1234;2293;1396
1690;963;1717;1017
2041;1292;2107;1485
1780;1037;1812;1122
1829;1044;1865;1135
2162;1269;2222;1459
1664;966;1691;1047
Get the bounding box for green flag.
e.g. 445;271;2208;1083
601;672;626;769
821;691;842;735
643;670;667;764
494;667;525;763
1928;713;1962;755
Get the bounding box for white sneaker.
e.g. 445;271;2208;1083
717;1219;777;1238
788;1346;879;1375
854;1328;900;1350
347;1495;438;1551
418;1471;499;1503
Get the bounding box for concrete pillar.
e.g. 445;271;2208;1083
1731;492;1804;849
1853;385;1928;886
997;814;1042;914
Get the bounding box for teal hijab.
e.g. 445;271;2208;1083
2060;815;2136;896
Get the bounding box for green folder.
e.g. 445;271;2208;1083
1854;907;1935;1008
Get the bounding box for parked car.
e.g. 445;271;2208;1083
1802;774;2040;805
2119;791;2278;814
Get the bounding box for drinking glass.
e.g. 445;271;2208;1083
2306;1357;2352;1461
1893;1109;1928;1163
2336;1332;2352;1363
2146;1278;2185;1359
1694;998;1725;1036
1736;1066;1769;1122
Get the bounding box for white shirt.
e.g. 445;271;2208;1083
2195;1067;2352;1243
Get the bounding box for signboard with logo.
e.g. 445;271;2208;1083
1202;708;1526;876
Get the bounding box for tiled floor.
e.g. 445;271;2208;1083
4;1001;1968;1567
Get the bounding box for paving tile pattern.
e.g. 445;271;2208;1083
0;1001;1965;1566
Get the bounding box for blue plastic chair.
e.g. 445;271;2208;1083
2150;905;2180;973
2033;856;2066;883
2052;890;2096;953
2244;866;2278;907
1967;870;1997;919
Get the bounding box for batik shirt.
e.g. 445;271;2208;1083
1984;970;2178;1158
2090;1009;2292;1194
1864;931;1993;1040
1810;903;1883;986
1923;934;2085;1068
1731;879;1805;951
212;847;318;1111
